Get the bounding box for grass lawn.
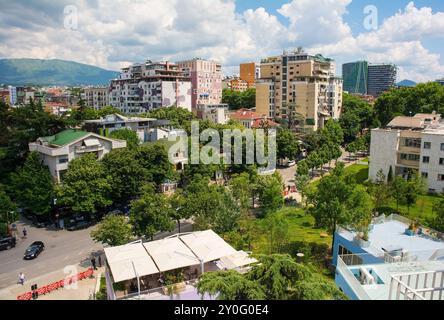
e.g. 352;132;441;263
252;206;331;254
387;193;442;225
310;163;369;189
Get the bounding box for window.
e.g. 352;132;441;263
422;172;428;179
400;154;420;161
441;143;444;151
404;138;421;148
423;156;430;163
438;174;444;181
58;157;69;164
339;245;363;265
424;142;431;149
440;158;444;165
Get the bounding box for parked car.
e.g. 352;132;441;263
67;220;93;231
0;237;16;251
32;216;51;228
24;241;45;260
286;160;296;167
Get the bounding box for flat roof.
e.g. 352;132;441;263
339;219;444;260
42;129;89;146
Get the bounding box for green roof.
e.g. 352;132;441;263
43;129;89;146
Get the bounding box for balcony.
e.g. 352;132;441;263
75;145;104;154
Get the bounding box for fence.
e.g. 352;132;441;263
389;270;444;300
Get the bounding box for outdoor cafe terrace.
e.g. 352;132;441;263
103;230;257;300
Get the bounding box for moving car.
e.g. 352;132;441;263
0;237;16;251
24;241;45;260
66;220;93;231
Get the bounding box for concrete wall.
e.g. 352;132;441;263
419;132;444;193
369;128;399;182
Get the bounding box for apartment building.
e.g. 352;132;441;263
240;62;259;88
81;87;109;110
83;113;160;143
436;78;444;86
8;86;26;105
0;89;10;104
256;49;342;131
367;64;397;97
109;61;192;114
369;112;444;193
29;129;126;183
195;103;229;124
176;59;223;110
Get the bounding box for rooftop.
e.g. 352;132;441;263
41;129;89;146
338;214;444;260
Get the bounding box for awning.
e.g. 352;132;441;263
218;251;258;270
144;237;199;272
180;230;237;263
84;138;101;147
104;243;159;282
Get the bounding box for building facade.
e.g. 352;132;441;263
342;61;368;95
256;49;342;131
369;113;444;193
81;87;109;110
176;59;223;110
436;78;444;86
195;103;229;124
109;61;192;114
29;129;127;183
367;64;397;97
240;62;259;88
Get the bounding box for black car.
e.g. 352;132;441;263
0;237;16;251
24;241;45;260
67;220;92;231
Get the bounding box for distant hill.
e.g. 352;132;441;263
397;79;417;87
0;59;119;86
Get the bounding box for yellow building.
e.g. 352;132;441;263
256;49;342;131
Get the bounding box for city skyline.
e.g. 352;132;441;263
0;1;443;82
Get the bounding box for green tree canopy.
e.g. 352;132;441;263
130;184;175;240
255;172;284;217
57;153;112;215
276;128;300;160
91;214;133;246
11;152;54;216
109;128;140;148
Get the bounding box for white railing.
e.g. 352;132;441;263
389;270;444;300
336;256;372;300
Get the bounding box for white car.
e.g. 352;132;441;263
286;160;296;167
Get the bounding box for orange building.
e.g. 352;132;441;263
240;62;257;88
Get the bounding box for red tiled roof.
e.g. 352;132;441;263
252;119;279;129
230;109;265;120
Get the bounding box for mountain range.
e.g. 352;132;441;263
0;59;119;86
396;79;417;87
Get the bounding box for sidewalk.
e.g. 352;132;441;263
0;265;104;300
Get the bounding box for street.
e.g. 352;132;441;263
0;217;102;290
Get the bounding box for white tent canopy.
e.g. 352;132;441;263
105;231;252;284
218;251;258;270
180;230;237;263
104;242;158;283
144;237;199;272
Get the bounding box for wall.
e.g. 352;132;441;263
369;129;399;182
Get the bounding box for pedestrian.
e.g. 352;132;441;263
91;257;97;270
19;272;25;285
22;228;27;239
98;255;102;268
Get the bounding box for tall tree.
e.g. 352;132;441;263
57;153;112;215
130;184;175;240
11;152;54;216
136;143;176;186
276;128;300;160
102;148;148;204
255;172;284;217
229;173;253;215
91;215;134;246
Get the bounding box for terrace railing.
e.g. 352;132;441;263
389;270;444;300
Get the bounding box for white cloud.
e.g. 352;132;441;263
0;0;443;82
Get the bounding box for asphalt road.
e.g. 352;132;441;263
0;217;102;289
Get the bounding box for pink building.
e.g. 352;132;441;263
177;59;223;110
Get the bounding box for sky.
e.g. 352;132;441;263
0;0;444;82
